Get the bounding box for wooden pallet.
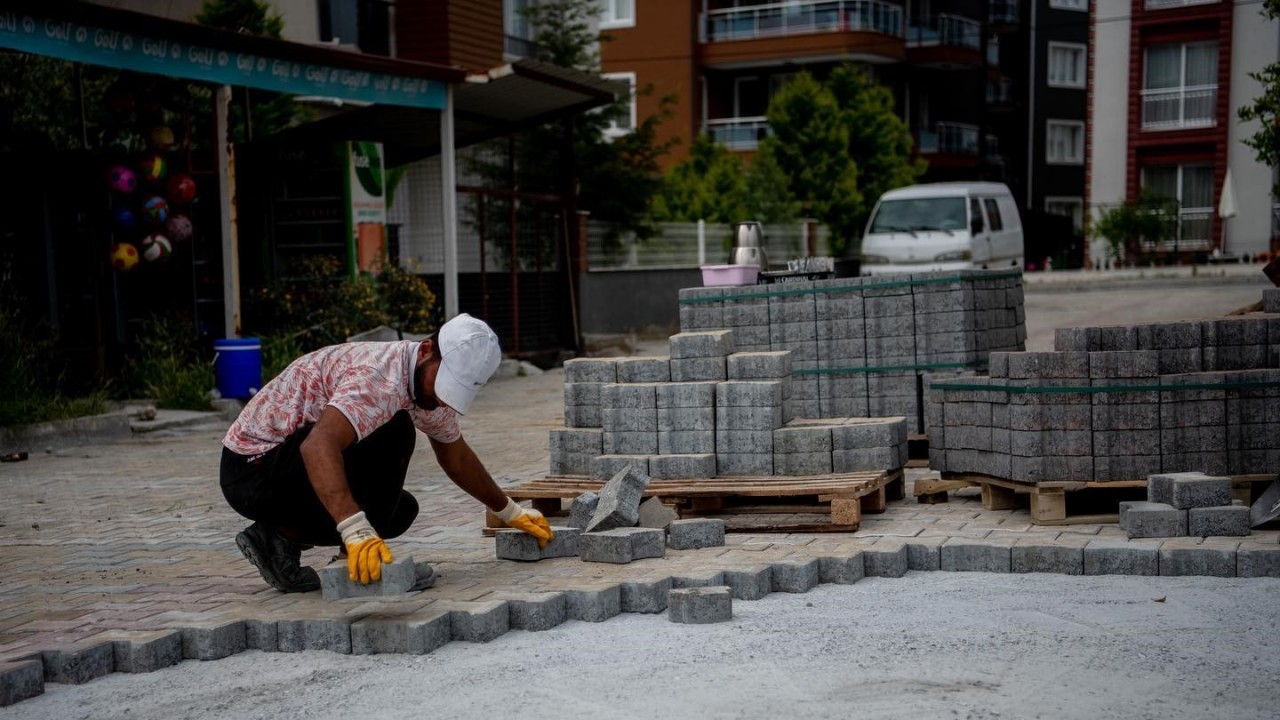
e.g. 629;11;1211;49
492;469;904;533
927;472;1276;525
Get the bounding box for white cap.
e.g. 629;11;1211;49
434;313;502;415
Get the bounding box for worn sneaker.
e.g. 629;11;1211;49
235;522;321;593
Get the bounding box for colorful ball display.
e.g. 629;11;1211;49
164;213;193;243
138;154;167;183
111;206;138;231
109;242;140;271
166;173;197;205
107;165;137;194
148;126;176;151
141;233;173;263
142;195;169;225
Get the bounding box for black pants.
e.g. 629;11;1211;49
220;410;420;546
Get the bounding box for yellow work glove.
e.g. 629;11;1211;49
337;511;393;585
495;497;554;549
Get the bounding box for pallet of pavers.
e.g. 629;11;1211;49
922;290;1280;525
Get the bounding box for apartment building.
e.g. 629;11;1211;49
1088;0;1279;264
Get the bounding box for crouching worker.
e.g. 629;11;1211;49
219;313;553;593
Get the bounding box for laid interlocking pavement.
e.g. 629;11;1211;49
1;360;1277;666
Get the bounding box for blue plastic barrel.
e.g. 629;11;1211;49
214;337;262;399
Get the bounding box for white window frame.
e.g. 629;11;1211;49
1045;120;1085;165
600;0;635;29
1047;42;1086;89
1045;196;1084;232
602;71;636;139
1049;0;1088;11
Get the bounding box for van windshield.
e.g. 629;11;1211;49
868;197;967;234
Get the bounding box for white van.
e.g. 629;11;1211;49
859;182;1024;274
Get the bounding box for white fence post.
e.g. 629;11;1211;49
697;219;706;266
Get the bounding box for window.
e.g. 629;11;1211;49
969;198;985;233
1141;163;1214;248
1049;0;1088;10
505;0;535;57
318;0;391;56
1142;42;1217;130
1046;120;1085;164
600;0;635;29
1045;197;1084;233
983;198;1004;231
1047;43;1086;89
602;72;636;138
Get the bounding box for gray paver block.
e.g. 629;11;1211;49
667;519;726;550
39;643;114;684
321;556;416;600
180;621;247;660
579;527;666;563
448;601;511;643
615;357;671;383
1011;537;1087;575
1160;540;1237;577
670;330;735;359
0;661;43;707
637;497;679;529
723;566;774;600
569;492;599;529
277;618;350;654
818;552;865;584
906;538;946;571
728;351;793;379
770;558;820;593
564;358;617;383
589;455;650;481
1238;544;1280;577
668;587;733;624
670;357;727;382
621;577;673;613
499;592;568;632
1083;539;1161;576
1169;474;1232;510
1120;501;1188;538
565;585;622;622
648;453;716;480
941;539;1014;573
864;541;910;578
585;466;651;532
495;527;581;561
1188;506;1251;537
111;631;183;673
351;610;452;654
244;619;277;652
656;381;717;408
672;570;727;589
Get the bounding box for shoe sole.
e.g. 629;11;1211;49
411;565;437;591
235;531;317;593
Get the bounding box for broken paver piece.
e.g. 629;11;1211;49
668;586;733;624
321;556;417;600
569;492;599;529
495;527;580;561
637;496;679;529
585;466;651;532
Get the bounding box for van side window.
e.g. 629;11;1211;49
983;198;1004;231
969;199;984;233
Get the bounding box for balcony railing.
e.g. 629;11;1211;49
1145;0;1221;10
917;121;980;155
1139;210;1213;252
702;0;904;43
989;0;1018;24
907;14;981;51
504;34;539;58
707;116;771;150
1141;85;1217;130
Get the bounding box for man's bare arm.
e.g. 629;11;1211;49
429;435;508;512
299;406;361;523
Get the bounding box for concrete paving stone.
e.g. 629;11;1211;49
715;452;774;476
716;380;785;408
670;357;728;382
577;530;635;564
590;455;650;481
716;430;776;453
106;630;183;673
1088;350;1160;378
656;407;716;432
321;556;416;600
818;552;865;584
769;558;820;593
940;537;1015;573
671;570;727;589
1187;506;1251;537
622;527;668;559
277;618;350;654
350;609;453;654
649;453;716;480
615;357;672;383
603;407;659;433
569;492;599;529
637;497;680;528
1083;539;1161;576
657;431;716;456
1237;543;1280;577
0;661;43;706
603;431;659;456
774;451;834;476
727;351;793;380
864;540;910;578
656;382;718;409
668;587;733;624
831;418;907;448
564;585;622;623
1264;288;1280;313
549;428;604;455
549;449;592;476
36;642;114;684
243;619;277;651
620;577;673;613
1006;351;1090;379
669;330;735;359
1169;474;1232;510
905;537;946;571
444;601;511;643
496;527;581;561
602;383;659;411
787;398;821;420
717;405;785;431
564;403;602;429
1159;538;1237;577
832;447;899;472
179;620;246;660
586;465;651;532
564;358;618;384
1011;537;1088;575
1119;501;1187;538
722;566;774;600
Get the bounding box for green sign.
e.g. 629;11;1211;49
346;141;388;275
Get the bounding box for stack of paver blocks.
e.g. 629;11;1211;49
768;280;821;419
716;379;784;476
1120;472;1251;538
926;305;1280;482
864;276;919;423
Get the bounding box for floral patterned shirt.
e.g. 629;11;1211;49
222;340;461;458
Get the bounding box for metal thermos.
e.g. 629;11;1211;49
729;221;768;269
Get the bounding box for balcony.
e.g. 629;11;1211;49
1141;85;1217;131
918;121;979;155
906;14;982;69
1145;0;1221;10
698;0;907;67
706;116;770;150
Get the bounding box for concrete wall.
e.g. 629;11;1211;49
578;268;701;336
1086;2;1129;266
1228;3;1280;257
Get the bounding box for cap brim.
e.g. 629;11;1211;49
434;364;477;415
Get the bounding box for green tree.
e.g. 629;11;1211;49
650;134;750;223
758;72;861;256
1092;188;1178;263
1238;0;1280;199
195;0;296;143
